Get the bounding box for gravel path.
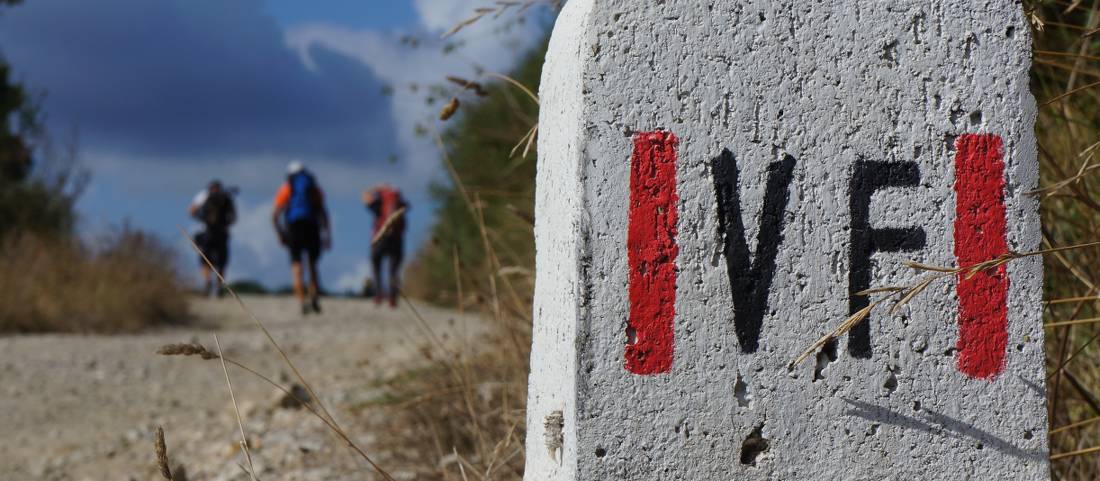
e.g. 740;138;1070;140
0;296;486;481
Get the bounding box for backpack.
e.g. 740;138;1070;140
200;190;234;230
285;172;318;224
375;188;406;236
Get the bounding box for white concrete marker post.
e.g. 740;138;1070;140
526;1;1048;480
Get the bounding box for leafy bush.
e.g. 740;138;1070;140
387;37;547;481
228;279;269;295
402;42;543;319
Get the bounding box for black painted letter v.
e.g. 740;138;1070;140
711;149;796;353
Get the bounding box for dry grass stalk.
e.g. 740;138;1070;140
176;227;399;481
1044;78;1100;106
179;226;339;426
442;1;561;38
236;463;260;480
1052;444;1100;461
161;341;401;480
452;446;471;481
1046;295;1100;305
446;76;489;97
509;123;538;159
213;333;258;481
1027;159;1100;198
790;300;882;369
482;72;539;159
1046;326;1100;380
1045;316;1100;328
441;71;539;158
1052;414;1100;435
484;72;539;105
398;291;458;361
790;240;1100;369
442;7;498;38
154;426;173;481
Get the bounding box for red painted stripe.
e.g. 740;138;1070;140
954;134;1009;379
625;131;679;375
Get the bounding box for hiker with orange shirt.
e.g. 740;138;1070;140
362;183;408;307
272;161;331;315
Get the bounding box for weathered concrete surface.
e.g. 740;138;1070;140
526;1;1047;480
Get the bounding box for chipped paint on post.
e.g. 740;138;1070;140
525;1;1048;480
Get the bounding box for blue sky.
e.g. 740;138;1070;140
0;0;550;292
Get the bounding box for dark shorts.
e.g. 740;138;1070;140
287;220;321;264
196;230;229;271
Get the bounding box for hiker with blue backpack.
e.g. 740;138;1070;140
272;161;331;315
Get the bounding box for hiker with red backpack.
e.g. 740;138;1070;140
188;179;237;296
272;161;331;315
362;183;408;307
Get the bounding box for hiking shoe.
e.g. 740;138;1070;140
301;303;311;316
311;297;322;314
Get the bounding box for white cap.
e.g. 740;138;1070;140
287;160;304;175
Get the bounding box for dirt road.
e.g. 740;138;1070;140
0;296;485;481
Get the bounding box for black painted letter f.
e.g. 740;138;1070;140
711;149;796;354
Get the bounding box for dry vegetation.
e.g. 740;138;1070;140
1033;1;1100;478
0;228;190;333
373;59;542;480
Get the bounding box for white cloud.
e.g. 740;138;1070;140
335;259;373;294
412;0;487;31
285;2;550;180
233;200;281;269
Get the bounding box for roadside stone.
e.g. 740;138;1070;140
276;383;312;410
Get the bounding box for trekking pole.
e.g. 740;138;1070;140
370;207;407;246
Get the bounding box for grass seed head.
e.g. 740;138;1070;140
440;97;460;121
157;343;219;360
154;426;173;480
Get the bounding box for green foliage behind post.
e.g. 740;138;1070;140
0;63;35;182
0;2;77;240
0;178;76;239
0;63;76;239
403;41;546;311
228;279;270;295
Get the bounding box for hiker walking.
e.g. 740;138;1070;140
272;161;331;315
188;180;236;296
362;183;408;307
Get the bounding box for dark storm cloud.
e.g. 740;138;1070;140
0;0;396;164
